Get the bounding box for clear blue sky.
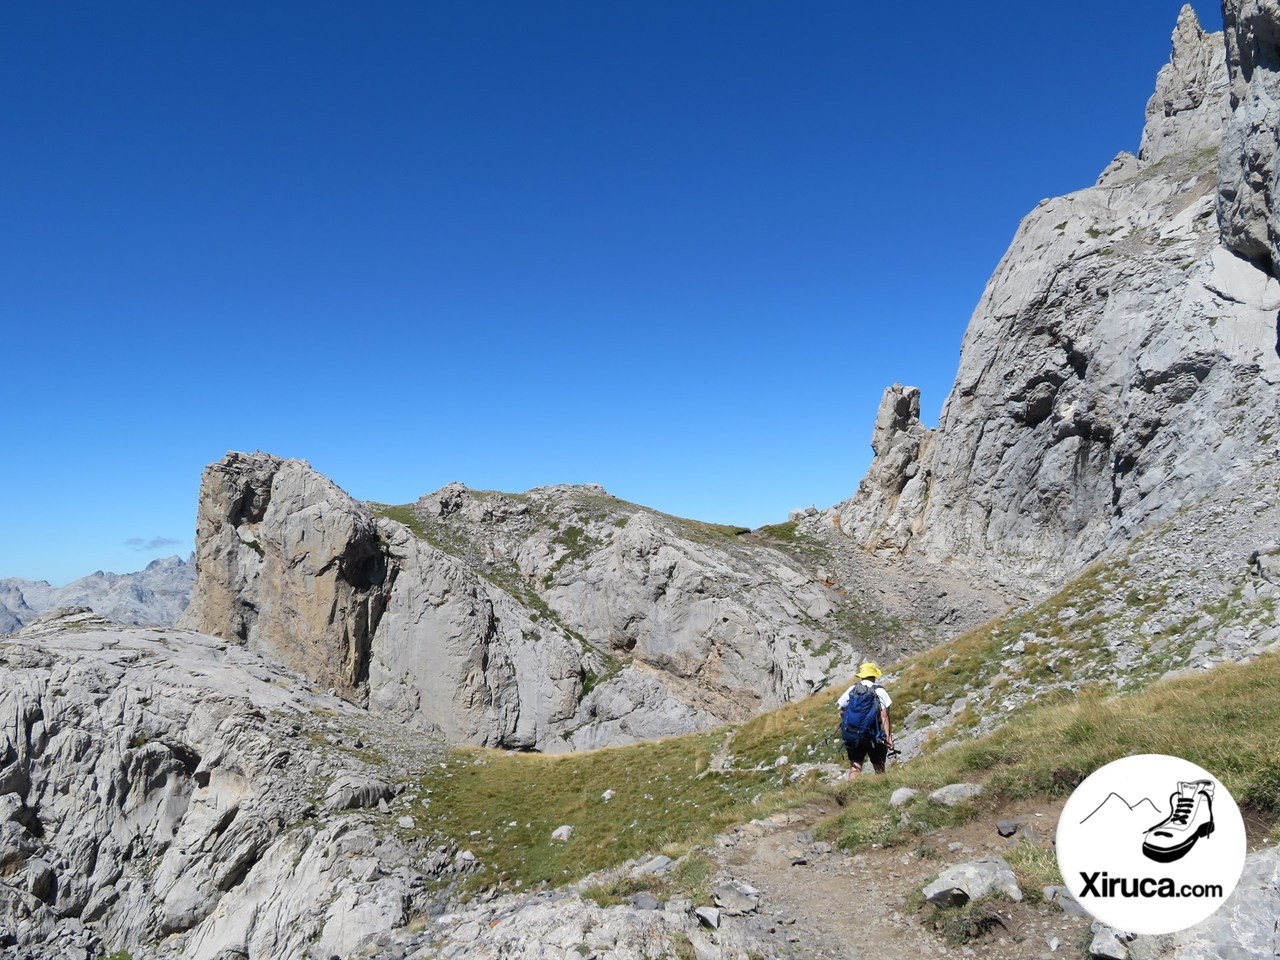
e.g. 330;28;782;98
1;2;1222;584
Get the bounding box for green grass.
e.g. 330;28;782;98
387;586;1280;901
820;651;1280;852
410;732;818;893
370;503;431;541
754;519;835;568
726;688;845;771
1004;839;1061;901
758;521;799;542
664;515;751;547
926;893;1015;945
551;525;597;572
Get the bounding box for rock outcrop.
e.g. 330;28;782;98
834;384;935;554
0;612;448;960
1140;5;1231;163
180;453;861;751
0;555;193;635
824;6;1280;589
1127;846;1280;959
1218;0;1280;269
178;454;391;701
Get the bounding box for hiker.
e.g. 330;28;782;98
837;662;894;781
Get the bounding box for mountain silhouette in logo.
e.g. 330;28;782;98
1080;792;1162;826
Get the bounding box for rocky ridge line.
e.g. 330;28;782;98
181;452;911;752
0;555;193;635
820;5;1280;591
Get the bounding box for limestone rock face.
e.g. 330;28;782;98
834;384;934;554
365;520;589;749
826;9;1280;588
179;453;390;701
0;613;442;960
1218;0;1280;268
182;453;859;751
1140;5;1230;163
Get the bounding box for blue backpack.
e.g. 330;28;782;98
841;683;883;741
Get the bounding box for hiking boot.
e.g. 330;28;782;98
1142;780;1215;863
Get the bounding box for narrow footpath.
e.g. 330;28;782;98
706;794;1090;960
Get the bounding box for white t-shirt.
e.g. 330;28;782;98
837;679;891;712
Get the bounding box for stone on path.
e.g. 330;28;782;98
923;856;1022;907
928;783;982;807
889;787;918;808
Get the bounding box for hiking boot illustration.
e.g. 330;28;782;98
1142;780;1215;863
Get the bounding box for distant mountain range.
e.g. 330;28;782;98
0;555;194;634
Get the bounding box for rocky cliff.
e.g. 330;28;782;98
178;453;893;751
0;611;456;960
0;556;193;635
824;4;1280;589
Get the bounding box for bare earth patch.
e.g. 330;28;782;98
708;795;1091;959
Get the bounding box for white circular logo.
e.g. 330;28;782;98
1056;754;1246;935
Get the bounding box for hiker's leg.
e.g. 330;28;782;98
846;736;871;780
869;741;888;775
844;737;863;780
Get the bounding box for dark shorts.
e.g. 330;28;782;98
844;734;887;768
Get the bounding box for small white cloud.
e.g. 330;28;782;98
124;536;181;551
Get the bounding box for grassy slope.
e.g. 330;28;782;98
383;531;1280;901
817;650;1280;854
397;732;818;894
397;647;1279;905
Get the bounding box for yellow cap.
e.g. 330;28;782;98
856;661;882;680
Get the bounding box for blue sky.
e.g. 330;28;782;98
1;2;1222;584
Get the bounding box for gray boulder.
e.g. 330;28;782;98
712;880;760;915
928;783;983;807
923;856;1023;907
889;787;918;808
1128;846;1280;959
694;906;721;929
633;855;674;876
1091;922;1135;960
324;774;394;811
1044;884;1091;919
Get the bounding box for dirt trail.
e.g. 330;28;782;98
706;793;1091;960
